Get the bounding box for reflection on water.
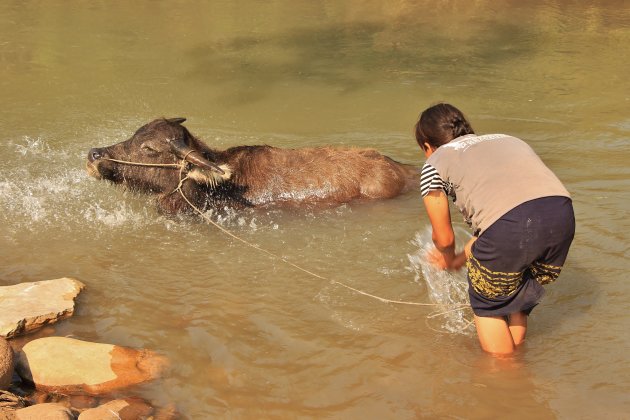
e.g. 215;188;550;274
1;1;629;418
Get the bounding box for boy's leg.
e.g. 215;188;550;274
474;315;515;355
508;311;528;346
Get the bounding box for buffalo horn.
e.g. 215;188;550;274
166;117;187;125
167;138;225;175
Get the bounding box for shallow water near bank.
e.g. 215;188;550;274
1;1;629;418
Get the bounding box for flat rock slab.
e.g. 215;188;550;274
16;337;168;395
0;278;85;338
78;398;153;419
14;403;74;420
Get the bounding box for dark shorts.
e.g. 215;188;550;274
467;196;575;317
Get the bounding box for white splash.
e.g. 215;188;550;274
407;226;474;334
0;135;159;232
82;202;151;228
13;136;52;156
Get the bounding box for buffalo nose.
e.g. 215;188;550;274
89;148;103;161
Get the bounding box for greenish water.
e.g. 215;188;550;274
1;1;629;418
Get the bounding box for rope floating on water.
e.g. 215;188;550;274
177;179;447;307
103;156;470;315
173;167;465;310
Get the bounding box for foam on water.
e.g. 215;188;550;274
0;136;154;233
1;135;90;228
0;169;84;223
1;136;167;232
407;226;475;334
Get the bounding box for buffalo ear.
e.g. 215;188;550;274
166;117;187;125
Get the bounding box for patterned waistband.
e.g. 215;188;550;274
466;255;523;298
466;256;562;298
529;261;563;285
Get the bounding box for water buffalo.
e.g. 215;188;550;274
86;118;419;214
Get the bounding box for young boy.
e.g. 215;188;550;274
416;103;575;355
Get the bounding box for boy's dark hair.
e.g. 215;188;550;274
415;103;474;151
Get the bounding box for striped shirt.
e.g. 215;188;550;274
420;163;453;199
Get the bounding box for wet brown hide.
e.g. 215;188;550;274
87;118;420;214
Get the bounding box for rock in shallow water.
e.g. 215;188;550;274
0;338;13;391
0;278;85;338
16;337;168;395
77;398;153;419
14;403;74;420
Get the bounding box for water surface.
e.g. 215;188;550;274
1;1;629;418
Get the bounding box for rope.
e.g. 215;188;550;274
101;155;470;314
102;157;182;168
427;304;470;319
175;184;445;306
171;167;463;308
425;316;475;335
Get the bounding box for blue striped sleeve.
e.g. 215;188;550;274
420;163;446;197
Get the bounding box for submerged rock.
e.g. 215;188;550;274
16;337;168;395
14;403;74;420
77;398;153;419
0;278;85;338
0;390;28;411
0;338;13;390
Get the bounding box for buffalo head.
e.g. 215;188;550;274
87;118;231;196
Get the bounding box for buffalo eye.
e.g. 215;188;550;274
140;142;160;156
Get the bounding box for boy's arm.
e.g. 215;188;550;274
423;190;477;270
423;190;455;268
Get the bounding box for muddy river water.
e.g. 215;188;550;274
1;1;629;418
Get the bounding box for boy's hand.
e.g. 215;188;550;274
428;248;466;271
428;236;477;271
428;247;451;269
